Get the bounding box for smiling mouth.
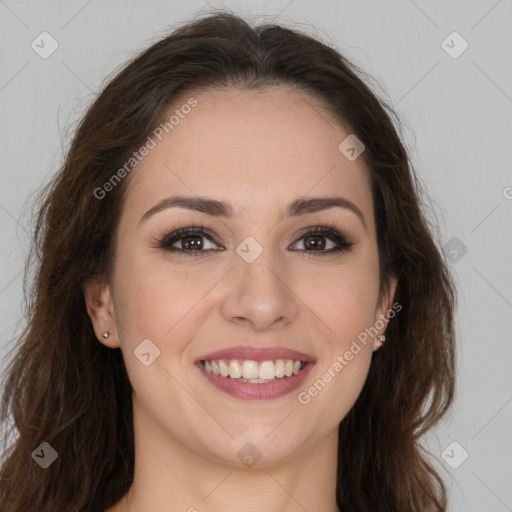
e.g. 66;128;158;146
200;358;308;383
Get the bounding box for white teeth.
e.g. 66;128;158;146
229;360;242;379
242;360;259;379
218;360;229;377
259;361;275;380
202;358;307;381
275;359;285;378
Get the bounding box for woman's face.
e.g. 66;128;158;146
90;86;396;468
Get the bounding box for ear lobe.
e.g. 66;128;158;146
83;277;119;348
373;274;399;351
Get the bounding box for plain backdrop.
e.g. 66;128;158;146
0;1;511;511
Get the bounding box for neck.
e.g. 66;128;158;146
111;398;341;512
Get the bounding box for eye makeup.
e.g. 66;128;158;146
153;222;355;259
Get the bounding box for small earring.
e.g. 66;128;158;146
102;332;110;339
377;334;386;343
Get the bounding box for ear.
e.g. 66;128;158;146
373;274;399;351
83;277;120;348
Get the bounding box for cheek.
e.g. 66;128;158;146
112;247;206;341
111;252;205;414
110;250;226;394
295;273;378;421
292;254;380;410
110;237;381;443
295;253;381;344
113;238;381;355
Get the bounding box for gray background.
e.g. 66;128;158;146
1;1;511;510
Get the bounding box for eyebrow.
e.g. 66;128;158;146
139;194;367;229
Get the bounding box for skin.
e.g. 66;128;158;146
84;85;397;512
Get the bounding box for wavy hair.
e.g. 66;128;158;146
0;10;455;511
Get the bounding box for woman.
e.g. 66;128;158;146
0;10;455;512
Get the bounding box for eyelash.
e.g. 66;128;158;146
156;223;355;258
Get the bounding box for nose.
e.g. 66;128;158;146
219;250;300;332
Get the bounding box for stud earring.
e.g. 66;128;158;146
377;334;386;343
102;332;110;339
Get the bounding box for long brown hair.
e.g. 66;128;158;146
0;10;455;511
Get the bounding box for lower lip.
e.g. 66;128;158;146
196;362;315;400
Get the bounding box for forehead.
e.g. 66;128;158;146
124;86;373;222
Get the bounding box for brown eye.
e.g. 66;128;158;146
290;227;354;255
158;227;222;257
175;234;205;251
300;234;330;251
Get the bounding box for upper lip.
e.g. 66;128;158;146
196;345;315;363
